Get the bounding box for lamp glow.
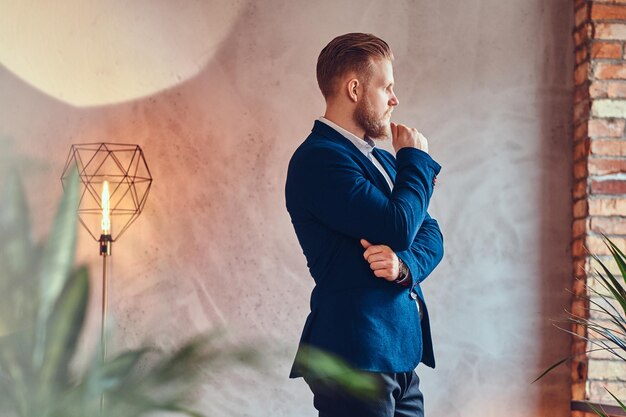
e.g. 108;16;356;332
101;180;110;234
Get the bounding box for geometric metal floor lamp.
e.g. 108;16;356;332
60;143;152;362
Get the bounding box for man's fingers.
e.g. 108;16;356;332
369;261;392;270
363;245;384;260
360;239;371;249
373;269;392;279
366;254;389;264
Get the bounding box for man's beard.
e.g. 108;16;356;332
354;96;391;141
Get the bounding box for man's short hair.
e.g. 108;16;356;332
316;33;394;99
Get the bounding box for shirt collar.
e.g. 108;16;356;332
317;117;376;156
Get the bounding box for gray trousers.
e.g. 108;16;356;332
304;370;424;417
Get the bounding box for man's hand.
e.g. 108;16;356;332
361;239;400;282
391;122;429;154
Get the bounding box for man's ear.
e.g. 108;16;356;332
347;78;359;103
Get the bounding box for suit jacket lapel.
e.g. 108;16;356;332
372;148;397;185
311;121;393;196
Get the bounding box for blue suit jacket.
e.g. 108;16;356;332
286;120;443;378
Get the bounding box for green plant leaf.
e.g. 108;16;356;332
585;276;626;328
0;170;33;280
0;333;30;415
587;401;610;417
99;348;151;392
597;247;626;299
39;266;89;388
605;387;626;412
142;401;204;417
294;344;382;398
555;316;626;362
0;171;35;338
602;233;626;286
585;295;626;338
532;356;569;383
33;168;80;367
590;256;626;316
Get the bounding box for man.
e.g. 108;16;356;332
285;33;444;416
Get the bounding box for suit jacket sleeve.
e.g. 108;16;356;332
288;145;441;252
397;212;444;288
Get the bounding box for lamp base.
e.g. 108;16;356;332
99;234;112;256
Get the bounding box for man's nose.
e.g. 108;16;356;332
390;93;399;106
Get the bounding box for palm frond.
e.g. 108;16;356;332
606;388;626;412
538;235;626;416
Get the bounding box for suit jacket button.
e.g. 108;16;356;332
410;291;418;300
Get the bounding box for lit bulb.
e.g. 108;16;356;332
101;181;110;234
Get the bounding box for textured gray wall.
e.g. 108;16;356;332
0;0;573;416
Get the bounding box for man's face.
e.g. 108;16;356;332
354;58;399;140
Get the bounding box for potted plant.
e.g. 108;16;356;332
536;236;626;416
0;170;257;417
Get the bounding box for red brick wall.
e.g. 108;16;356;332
572;1;626;415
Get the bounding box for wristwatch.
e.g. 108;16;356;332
394;259;409;284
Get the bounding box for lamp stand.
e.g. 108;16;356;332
98;234;112;412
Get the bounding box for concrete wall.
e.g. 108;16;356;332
0;0;574;416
